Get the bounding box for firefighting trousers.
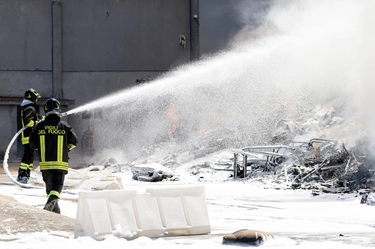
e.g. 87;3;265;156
42;170;66;198
20;144;35;170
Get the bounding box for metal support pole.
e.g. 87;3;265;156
233;153;238;179
52;1;63;99
243;155;247;178
189;0;199;61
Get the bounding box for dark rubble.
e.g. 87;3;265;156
103;136;375;196
230;138;375;195
99;101;375;196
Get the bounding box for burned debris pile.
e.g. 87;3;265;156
130;163;177;182
98;101;375;196
229;138;375;193
101;134;374;194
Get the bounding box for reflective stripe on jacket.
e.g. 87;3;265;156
29;115;78;171
21;104;38;145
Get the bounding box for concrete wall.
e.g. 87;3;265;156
0;0;199;164
0;1;51;71
62;0;192;71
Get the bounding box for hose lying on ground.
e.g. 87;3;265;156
2;127;78;195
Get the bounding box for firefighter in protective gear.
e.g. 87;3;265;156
17;88;42;184
29;98;78;214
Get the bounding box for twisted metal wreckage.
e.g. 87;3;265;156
227;138;375;195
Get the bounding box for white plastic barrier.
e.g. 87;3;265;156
146;185;211;236
74;185;210;239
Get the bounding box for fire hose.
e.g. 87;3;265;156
2;114;78;194
1;127;37;189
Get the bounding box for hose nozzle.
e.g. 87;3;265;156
61;112;68;117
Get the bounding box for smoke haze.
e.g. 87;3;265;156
69;0;375;162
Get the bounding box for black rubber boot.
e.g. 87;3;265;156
43;195;59;213
53;201;61;214
17;169;30;184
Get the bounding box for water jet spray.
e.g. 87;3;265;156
67;0;375;162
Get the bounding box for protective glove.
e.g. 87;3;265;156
38;114;45;121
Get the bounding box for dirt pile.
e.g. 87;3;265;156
0;194;75;240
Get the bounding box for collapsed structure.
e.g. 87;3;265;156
92;100;375;198
230;138;375;192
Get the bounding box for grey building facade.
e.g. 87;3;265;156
0;0;199;164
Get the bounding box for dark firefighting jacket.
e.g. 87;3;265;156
21;104;39;145
29;114;78;171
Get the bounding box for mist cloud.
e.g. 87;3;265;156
72;0;375;162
